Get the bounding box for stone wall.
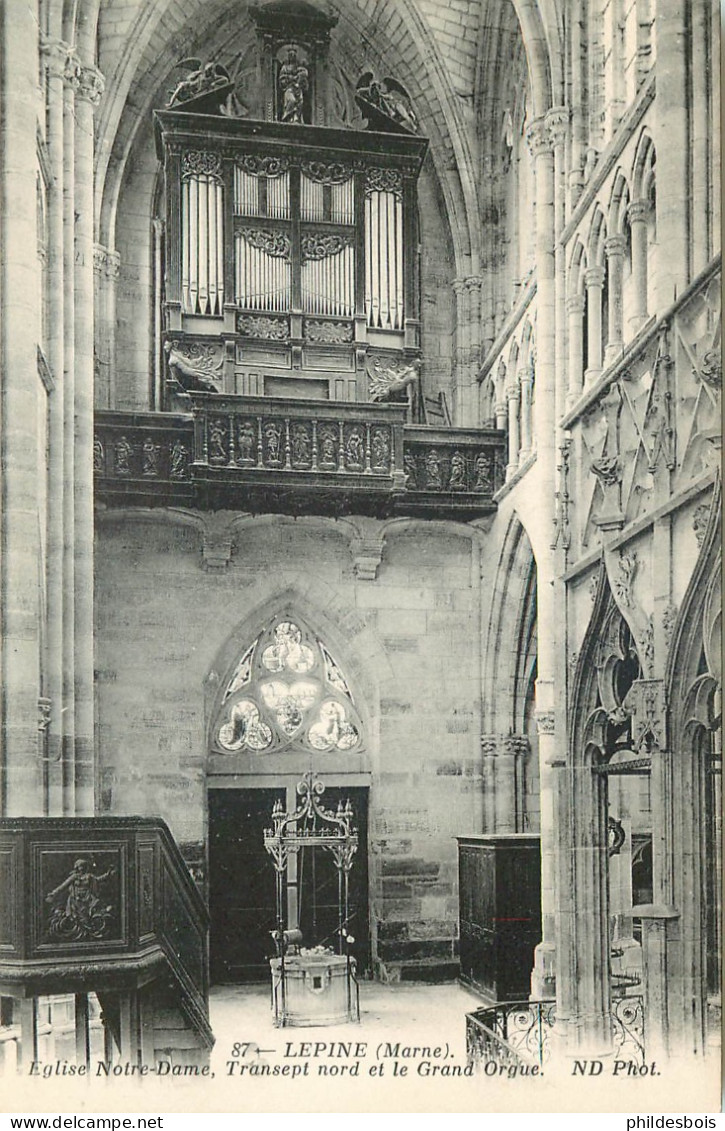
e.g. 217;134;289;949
95;511;483;979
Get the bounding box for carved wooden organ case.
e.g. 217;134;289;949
154;5;428;409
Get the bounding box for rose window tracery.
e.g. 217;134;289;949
214;618;361;755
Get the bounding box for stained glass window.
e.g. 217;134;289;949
215;617;362;755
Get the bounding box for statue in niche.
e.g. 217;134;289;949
169;440;190;479
425;449;442;489
472;452;492;493
355;72;419;134
278;46;309;124
265;422;283;463
209;419;227;463
291;424;311;465
346;427;364;469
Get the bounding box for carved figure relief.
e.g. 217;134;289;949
209;418;228;464
142;437;161;477
472;452;492;493
448;451;466;490
46;858;116;941
93;437;104;474
345;426;365;470
237;421;257;463
404;452;418;488
114;436;133;476
168;61;233;114
318;425;339;469
424;450;442;489
371;428;390;471
264;422;283;465
169;440;190;480
291;423;312;466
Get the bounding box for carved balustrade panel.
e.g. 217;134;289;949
94;406;505;519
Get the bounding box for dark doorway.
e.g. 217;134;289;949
209;787;285;983
208;785;370;983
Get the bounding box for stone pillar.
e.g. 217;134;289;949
505;383;520;479
584;265;605;384
627;201;650;331
62;52;79;814
40;35;70;815
547;107;569;423
452;276;483;425
566;294;586;407
0;2;43;814
518;365;534;464
94;245;120;409
480;735;497;833
494;400;507;432
603;235;626;364
74;61;105;816
690;0;710;273
654;5;689;307
525;117;559;1003
633;906;680;1062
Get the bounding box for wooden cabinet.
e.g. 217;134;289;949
457;834;541;1002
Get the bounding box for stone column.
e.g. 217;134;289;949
40;35;70;814
518;365;534;464
691;0;710;272
494;399;507;432
505;383;520;479
654;5;690;308
627;201;650;331
480;735;497;832
604;235;626;365
62;52;79;814
547;107;569;422
584;265;605;384
0;3;44;814
566;294;586;407
74;62;105;816
94;245;120;409
524;117;559;1006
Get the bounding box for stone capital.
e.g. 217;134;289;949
604;235;627;259
526;116;552;158
40;35;74;80
566;293;586;315
585;265;606;288
77;64;105;107
545;105;570;146
517;363;534;386
505;383;520;402
627;200;650;225
464;275;483;292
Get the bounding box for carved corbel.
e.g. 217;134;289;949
535;711;555;736
202;514;235;572
603;547;655;676
623;679;666;753
590;455;624;530
351;534;385;581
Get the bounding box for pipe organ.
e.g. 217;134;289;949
155;112;427;404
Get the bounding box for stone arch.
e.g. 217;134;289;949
631;129;656;202
608;168;631;236
663;479;722;1055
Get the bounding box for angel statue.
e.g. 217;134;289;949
367;356;421;405
165;340;222;394
166;58;235;115
278;47;309;124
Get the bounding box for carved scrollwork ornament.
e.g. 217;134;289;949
693;502;711;546
240;228;291;259
182;151;223;182
301;231;355;261
237;154;290;178
695;349;722;392
624;679;666;753
304;320;353;344
365;167;403;197
237;313;288;339
301;160;353;185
